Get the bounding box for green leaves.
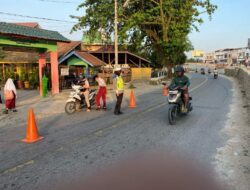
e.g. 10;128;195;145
72;0;217;68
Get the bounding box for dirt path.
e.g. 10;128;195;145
214;77;250;190
0;81;163;129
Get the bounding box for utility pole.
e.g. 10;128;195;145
114;0;118;68
114;0;130;68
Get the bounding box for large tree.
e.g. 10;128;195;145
71;0;216;74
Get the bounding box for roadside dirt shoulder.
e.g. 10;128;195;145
215;77;250;190
0;82;162;129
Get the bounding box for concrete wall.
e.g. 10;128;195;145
131;68;152;81
225;67;250;101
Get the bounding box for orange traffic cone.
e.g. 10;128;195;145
163;85;168;96
129;90;137;108
22;108;43;143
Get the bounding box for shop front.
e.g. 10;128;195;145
0;22;69;95
58;51;105;89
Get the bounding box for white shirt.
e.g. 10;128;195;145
96;78;106;87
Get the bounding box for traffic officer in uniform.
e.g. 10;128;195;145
113;67;124;115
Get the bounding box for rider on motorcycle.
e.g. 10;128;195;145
79;75;91;112
169;66;190;113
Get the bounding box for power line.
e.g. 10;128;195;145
38;0;81;4
0;12;76;23
1;17;61;24
1;16;75;25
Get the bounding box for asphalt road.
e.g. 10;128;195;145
0;73;232;190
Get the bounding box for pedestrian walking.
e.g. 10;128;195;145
93;74;107;110
3;78;17;114
113;68;124;115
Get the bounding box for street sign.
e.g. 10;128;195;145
192;50;204;58
61;68;69;76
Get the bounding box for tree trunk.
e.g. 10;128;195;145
166;63;173;78
155;47;173;78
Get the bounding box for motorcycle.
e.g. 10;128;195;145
214;70;218;79
167;86;193;125
65;84;97;115
208;69;211;74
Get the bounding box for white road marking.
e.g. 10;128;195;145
190;77;208;92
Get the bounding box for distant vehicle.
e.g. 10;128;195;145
208;68;211;74
200;68;205;75
214;70;218;79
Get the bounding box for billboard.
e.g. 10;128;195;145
192;50;204;58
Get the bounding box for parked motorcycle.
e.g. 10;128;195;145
65;85;97;115
167;86;193;125
214;70;218;79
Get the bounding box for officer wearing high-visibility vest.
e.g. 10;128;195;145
113;67;124;115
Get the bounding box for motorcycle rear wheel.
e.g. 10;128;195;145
168;105;177;125
65;102;76;115
90;94;96;106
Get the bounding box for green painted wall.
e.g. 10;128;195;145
0;36;57;52
67;56;89;67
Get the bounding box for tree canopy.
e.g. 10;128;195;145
71;0;217;71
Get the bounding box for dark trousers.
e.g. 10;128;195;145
0;94;2;104
114;93;123;114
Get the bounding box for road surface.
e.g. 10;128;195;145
0;73;232;189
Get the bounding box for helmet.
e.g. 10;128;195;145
175;66;184;73
114;67;122;72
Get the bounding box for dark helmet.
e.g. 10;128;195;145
93;74;98;81
175;66;184;73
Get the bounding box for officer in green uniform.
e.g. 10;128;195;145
169;66;190;113
113;67;124;115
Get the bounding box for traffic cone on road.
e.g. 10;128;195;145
22;108;43;143
163;85;168;96
129;90;137;108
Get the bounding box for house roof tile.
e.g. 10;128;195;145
14;22;40;28
0;22;69;42
76;51;105;67
57;41;81;58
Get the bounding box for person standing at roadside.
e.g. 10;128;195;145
81;75;91;112
3;78;17;114
113;68;124;115
93;74;107;110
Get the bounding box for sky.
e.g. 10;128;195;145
0;0;83;39
189;0;250;53
0;0;249;54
